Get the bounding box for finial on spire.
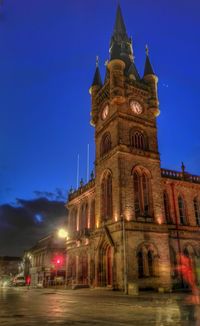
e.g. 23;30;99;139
96;55;99;67
145;44;149;56
181;162;186;173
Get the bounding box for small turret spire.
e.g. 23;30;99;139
143;45;155;76
91;56;102;87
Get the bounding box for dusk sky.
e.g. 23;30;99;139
0;0;200;255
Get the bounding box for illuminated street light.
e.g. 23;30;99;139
58;228;68;239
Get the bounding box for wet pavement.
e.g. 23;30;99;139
0;287;200;325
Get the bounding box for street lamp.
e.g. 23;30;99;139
57;228;68;287
57;228;68;239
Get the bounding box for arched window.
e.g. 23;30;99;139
178;196;187;225
163;191;171;223
71;209;77;232
142;174;149;216
134;172;140;217
90;200;95;229
148;251;154;276
169;247;178;278
85;204;88;229
133;170;151;218
131;131;146;150
80;205;85;230
101;173;113;220
137;251;144;278
80;203;88;230
101;133;111;156
137;246;157;278
194;197;200;226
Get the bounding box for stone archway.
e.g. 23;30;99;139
98;243;113;287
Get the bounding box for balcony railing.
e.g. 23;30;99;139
161;168;200;184
68;179;95;201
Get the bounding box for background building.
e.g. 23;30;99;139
66;5;200;292
28;232;66;287
0;256;21;277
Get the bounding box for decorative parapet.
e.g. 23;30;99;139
161;168;200;184
68;179;95;201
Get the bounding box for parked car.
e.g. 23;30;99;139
13;276;26;286
0;275;12;288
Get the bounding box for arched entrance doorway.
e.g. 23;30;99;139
98;244;113;287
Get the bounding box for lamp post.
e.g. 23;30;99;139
57;228;68;287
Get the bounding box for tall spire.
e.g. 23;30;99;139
109;4;139;79
113;4;128;42
144;45;155;76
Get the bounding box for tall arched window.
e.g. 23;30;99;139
137;246;157;278
134;172;140;217
100;133;111;156
169;247;178;278
80;205;85;230
178;196;187;225
194;197;200;226
148;251;154;276
90;200;95;229
80;203;88;230
137;251;144;278
163;191;171;223
133;170;151;218
142;174;149;216
130;130;146;150
101;172;113;220
70;209;77;232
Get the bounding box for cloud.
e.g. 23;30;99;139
33;188;66;201
0;195;67;257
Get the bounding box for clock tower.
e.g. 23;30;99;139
90;4;164;227
66;3;200;292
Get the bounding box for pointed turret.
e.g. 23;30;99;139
143;45;159;117
92;57;102;87
143;45;155;76
90;57;102;126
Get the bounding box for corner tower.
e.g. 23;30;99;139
90;5;164;227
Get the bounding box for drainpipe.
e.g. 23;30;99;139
171;183;183;286
122;216;128;294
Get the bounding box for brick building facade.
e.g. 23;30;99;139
66;5;200;291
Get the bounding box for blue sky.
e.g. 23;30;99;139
1;0;200;205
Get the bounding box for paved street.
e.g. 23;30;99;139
0;287;200;325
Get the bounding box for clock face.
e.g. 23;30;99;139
130;101;143;115
102;105;109;120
